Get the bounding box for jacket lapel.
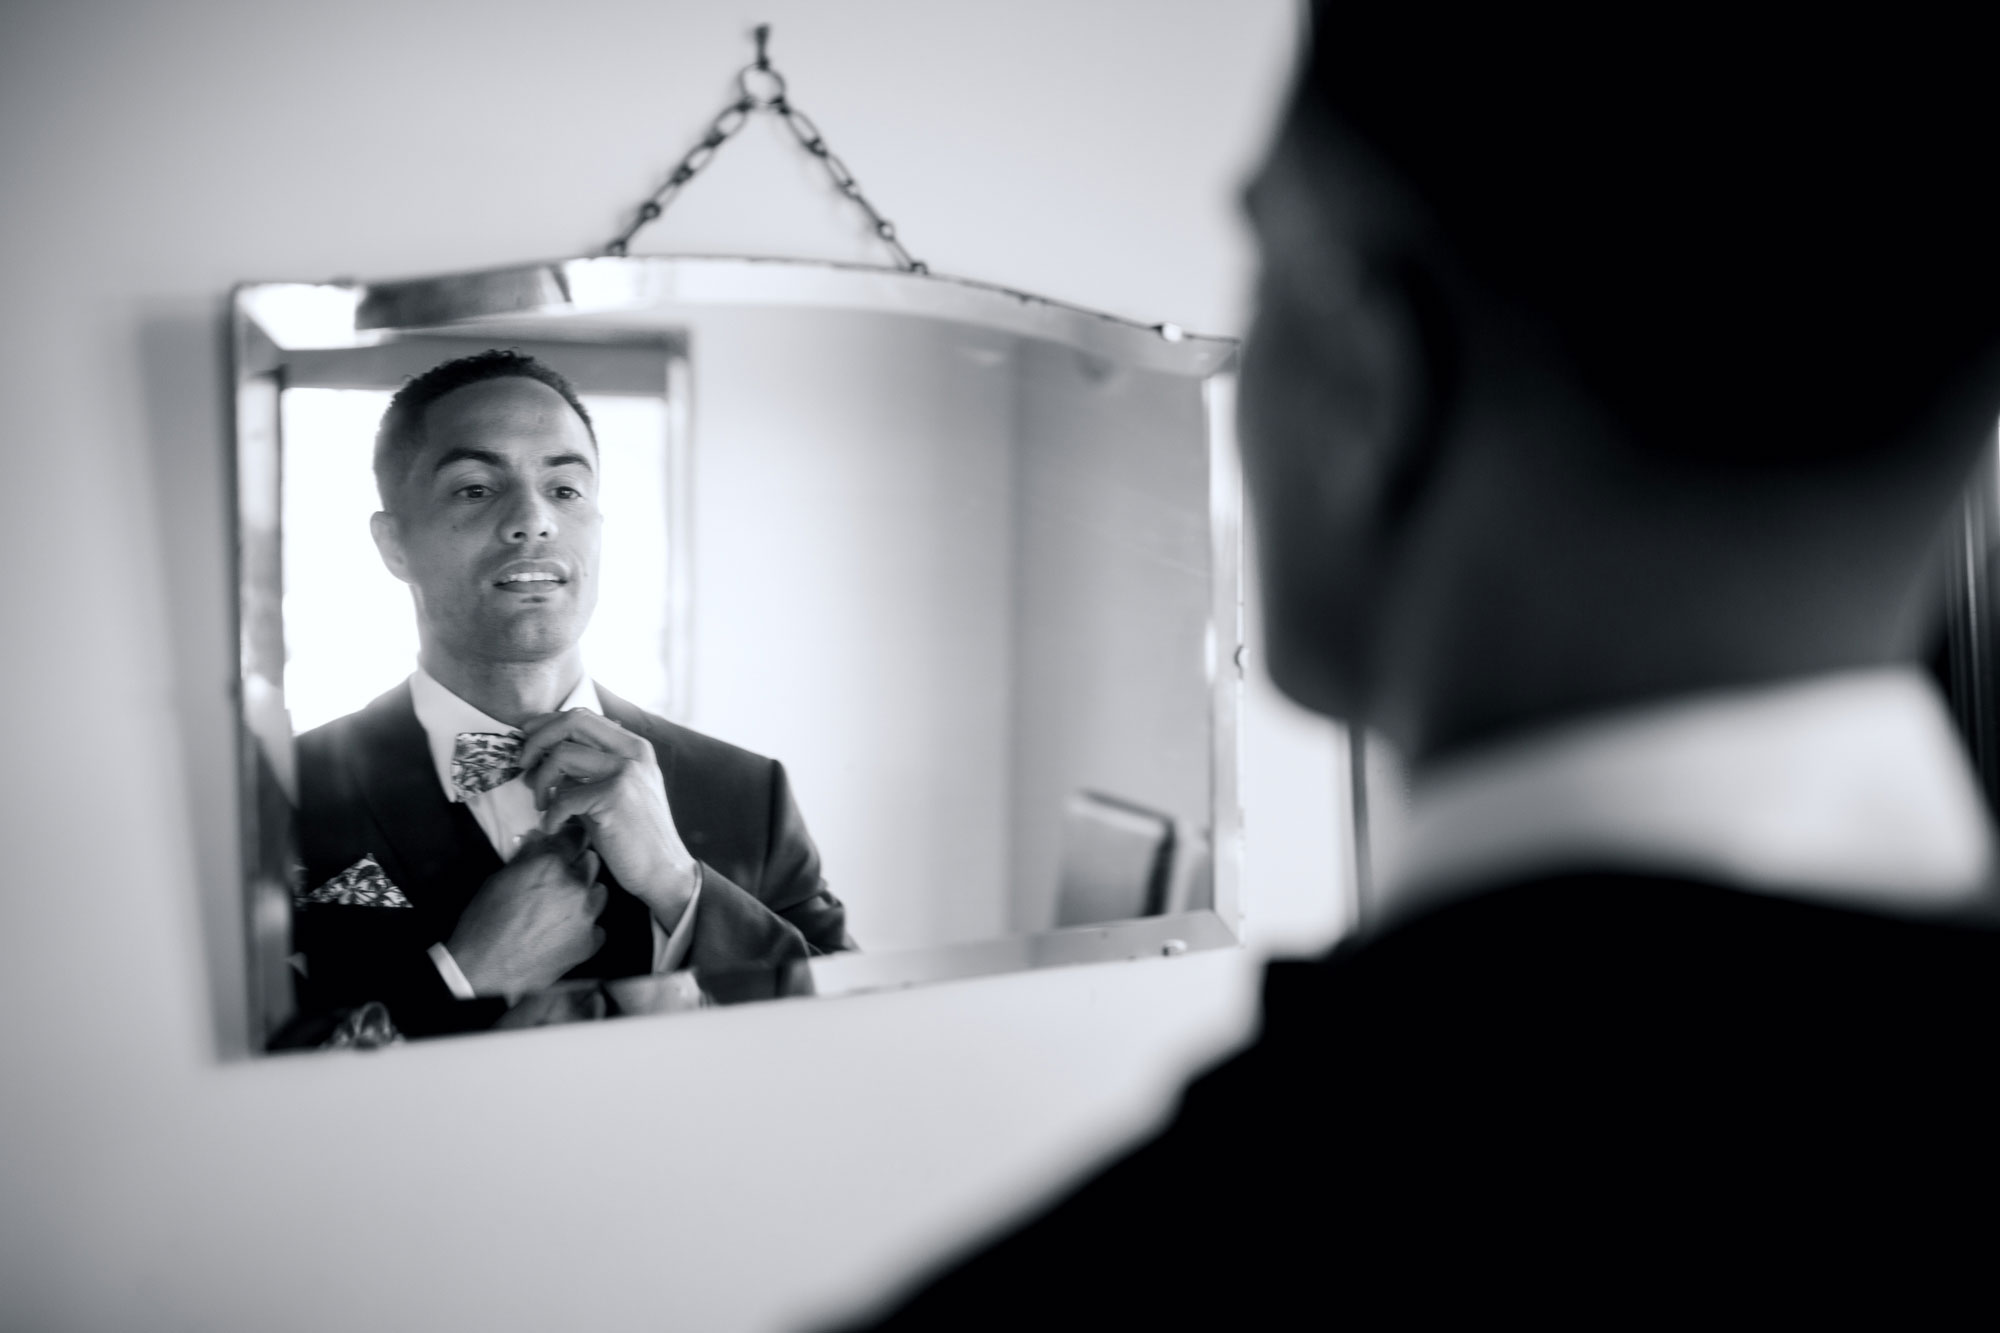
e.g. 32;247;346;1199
339;682;675;979
350;682;501;922
597;685;677;792
580;686;689;979
595;686;722;872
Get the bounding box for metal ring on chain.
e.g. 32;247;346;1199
738;64;787;107
603;26;927;274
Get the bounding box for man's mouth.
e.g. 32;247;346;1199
493;569;567;590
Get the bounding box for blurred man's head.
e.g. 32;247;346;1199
1240;11;2000;766
369;351;603;671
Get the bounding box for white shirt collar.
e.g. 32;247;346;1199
408;667;601;803
1376;668;1996;928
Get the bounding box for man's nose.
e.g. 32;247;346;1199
501;487;557;543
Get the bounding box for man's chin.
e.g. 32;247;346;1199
455;616;587;666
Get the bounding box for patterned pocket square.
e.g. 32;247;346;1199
299;854;412;908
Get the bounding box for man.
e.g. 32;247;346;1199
289;349;851;1041
850;11;2000;1324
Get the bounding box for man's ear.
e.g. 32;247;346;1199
370;510;412;584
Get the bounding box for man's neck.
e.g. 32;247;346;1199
417;648;585;729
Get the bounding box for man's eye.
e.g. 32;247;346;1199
552;485;582;500
456;484;492;499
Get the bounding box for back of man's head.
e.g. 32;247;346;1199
1251;10;2000;759
1296;10;2000;465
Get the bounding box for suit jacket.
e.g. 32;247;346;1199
289;680;852;1039
849;874;2000;1325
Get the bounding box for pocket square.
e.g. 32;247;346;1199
299;854;412;908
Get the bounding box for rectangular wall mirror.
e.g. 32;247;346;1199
234;255;1242;1051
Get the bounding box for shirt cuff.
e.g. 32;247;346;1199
651;874;703;974
428;941;478;1000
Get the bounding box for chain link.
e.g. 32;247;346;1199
603;25;927;273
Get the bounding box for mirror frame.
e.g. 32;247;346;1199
232;254;1244;1047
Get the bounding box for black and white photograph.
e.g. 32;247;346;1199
8;3;2000;1329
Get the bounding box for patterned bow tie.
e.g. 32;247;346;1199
452;731;524;800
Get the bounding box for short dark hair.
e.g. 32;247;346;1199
373;349;596;510
1293;9;2000;465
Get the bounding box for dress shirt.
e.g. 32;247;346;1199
408;668;700;997
1378;667;1996;929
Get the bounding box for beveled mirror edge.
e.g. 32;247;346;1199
257;908;1248;1058
240;255;1234;375
231;359;298;1046
230;255;1247;1052
1206;371;1246;941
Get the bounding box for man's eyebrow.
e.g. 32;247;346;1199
431;446;506;474
430;447;596;473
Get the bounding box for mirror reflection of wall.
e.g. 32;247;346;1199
641;309;1215;952
1011;338;1214;937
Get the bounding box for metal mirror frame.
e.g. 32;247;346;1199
233;254;1244;1048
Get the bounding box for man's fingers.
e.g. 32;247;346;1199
504;824;597;892
540;777;613;834
523;739;629;810
537;818;590;860
524;742;612;811
532;829;601;892
518;708;648;772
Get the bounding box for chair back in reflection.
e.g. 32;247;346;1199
1056;790;1212;928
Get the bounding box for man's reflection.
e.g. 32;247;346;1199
286;349;852;1041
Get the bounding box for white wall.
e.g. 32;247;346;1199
682;307;1018;951
1009;345;1214;934
0;3;1345;1331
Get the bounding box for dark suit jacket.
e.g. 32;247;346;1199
290;680;852;1038
851;874;2000;1324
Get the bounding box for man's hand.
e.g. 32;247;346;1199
518;708;700;931
446;823;607;1000
493;982;609;1029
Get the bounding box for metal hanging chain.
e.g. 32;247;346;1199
604;24;928;273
